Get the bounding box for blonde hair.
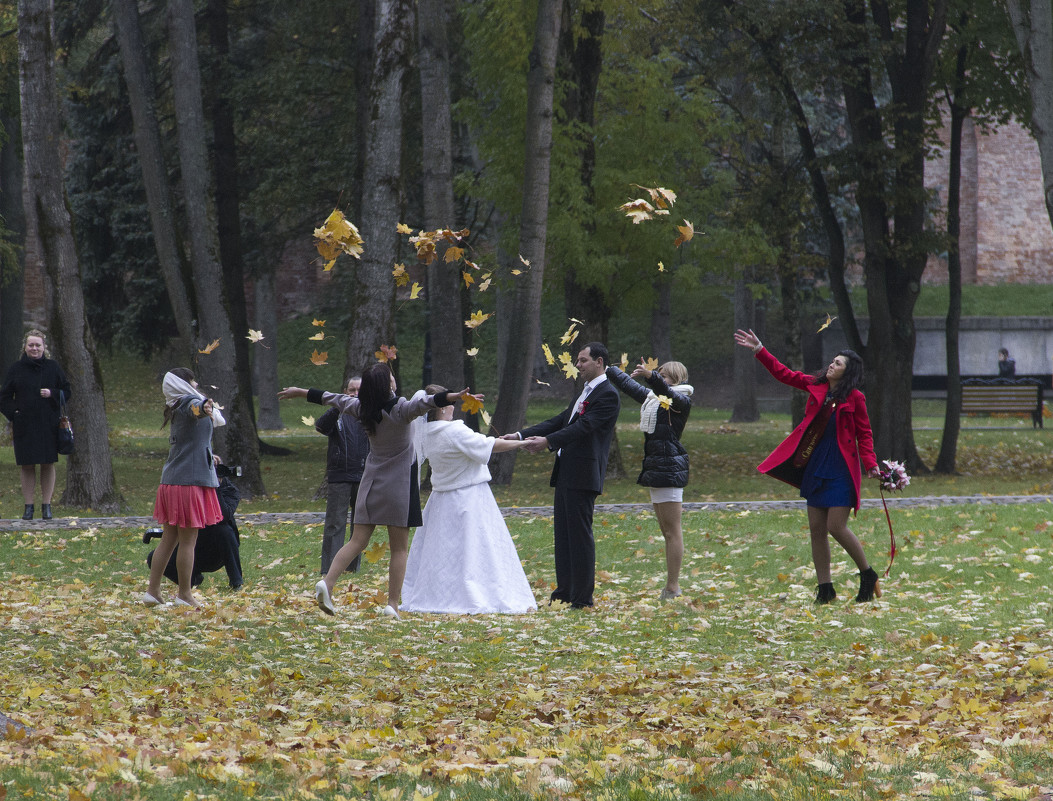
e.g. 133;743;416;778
23;329;50;359
659;360;688;385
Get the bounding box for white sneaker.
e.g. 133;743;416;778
315;580;336;616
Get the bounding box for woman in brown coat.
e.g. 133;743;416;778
279;362;480;619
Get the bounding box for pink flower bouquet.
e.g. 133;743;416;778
878;460;910;492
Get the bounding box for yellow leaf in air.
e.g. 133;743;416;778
301;416;315;427
480;409;491;428
363;541;388;565
657;394;672;410
478;274;492;292
466;347;479;357
310;349;328;366
198;339;220;355
542;343;555;366
657;261;664;272
560;323;579;346
645;357;659;371
246;329;264;343
674;219;694;247
535;378;550;387
817;313;838;333
375;344;398;362
618;198;654;223
396;222;413;234
392;263;410;287
511;269;522;275
308;332;325;341
559;351;579;379
313;209;364;262
461;395;484;416
464;310;491;329
312;319;326;327
619;353;629;371
655;186;677;208
518;254;530;267
445;246;465;263
323;259;337;272
409;282;423;300
462;271;475;288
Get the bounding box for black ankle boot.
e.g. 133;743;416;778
21;504;33;520
856;567;881;602
41;504;52;520
814;583;837;605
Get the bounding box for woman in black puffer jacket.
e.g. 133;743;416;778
606;359;693;600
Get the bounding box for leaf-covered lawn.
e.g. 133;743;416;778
2;505;1053;800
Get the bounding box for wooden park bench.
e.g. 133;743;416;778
960;378;1044;428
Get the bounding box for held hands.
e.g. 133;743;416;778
734;329;763;353
277;386;308;400
522;436;549;453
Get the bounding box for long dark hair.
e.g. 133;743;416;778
815;349;864;402
357;362;395;434
162;367;197;428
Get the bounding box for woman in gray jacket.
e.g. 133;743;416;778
144;368;224;608
279;362;480;620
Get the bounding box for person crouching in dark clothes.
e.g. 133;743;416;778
146;466;243;590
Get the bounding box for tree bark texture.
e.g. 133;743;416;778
1008;0;1053;231
111;0;195;353
730;279;759;423
418;0;465;392
343;0;413;378
0;108;26;372
488;0;563;484
168;0;264;495
253;273;284;430
18;0;121;511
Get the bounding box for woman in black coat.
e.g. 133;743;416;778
606;359;693;601
0;330;72;520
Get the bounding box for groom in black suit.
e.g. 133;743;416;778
505;342;620;608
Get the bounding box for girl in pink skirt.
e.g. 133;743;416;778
144;368;225;608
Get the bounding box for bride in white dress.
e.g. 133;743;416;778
401;389;537;614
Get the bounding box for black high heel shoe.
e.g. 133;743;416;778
856;567;881;602
814;583;837;605
21;505;33;521
41;504;52;520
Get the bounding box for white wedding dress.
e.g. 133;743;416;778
400;419;537;614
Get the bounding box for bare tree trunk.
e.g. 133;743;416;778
253;274;284;429
18;0;121;511
418;0;464;392
0;108;26;371
1008;0;1053;231
168;0;264;495
111;0;195;353
730;279;759;422
488;0;563;484
352;0;376;223
343;0;413;378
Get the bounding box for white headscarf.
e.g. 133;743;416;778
162;371;226;427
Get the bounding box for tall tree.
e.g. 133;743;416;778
17;0;121;511
488;0;563;484
111;0;195;351
0;107;26;373
1007;0;1053;232
417;0;465;392
343;0;414;377
168;0;264;494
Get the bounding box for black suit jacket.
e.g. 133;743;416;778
521;378;620;494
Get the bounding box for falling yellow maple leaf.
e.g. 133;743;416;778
518;254;530;267
480;409;491;428
511;268;523;276
644;356;659;371
445;246;465;263
466;347;479;357
409;282;423;300
312;319;326;327
560;323;579;346
462;271;474;288
396;222;413;234
478;274;492;292
198;339;220;355
310;349;328;366
817;313;838;333
309;332;326;341
313;209;364;263
246;329;264;343
535;378;551;387
323;259;337;272
674;219;694;247
542;343;555;366
362;541;388;564
461;395;484;416
632;184;677;209
618;198;655;224
375;344;398;362
464;310;491;329
619;353;629;371
301;415;315;427
559;352;579;379
392;263;410;287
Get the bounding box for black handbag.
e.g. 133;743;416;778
57;399;74;455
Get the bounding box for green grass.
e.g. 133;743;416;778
2;502;1053;799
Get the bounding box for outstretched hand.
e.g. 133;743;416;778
447;387;483;405
277;386;308;401
630;358;651;380
734;329;762;351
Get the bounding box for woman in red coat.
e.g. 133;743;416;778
734;329;882;604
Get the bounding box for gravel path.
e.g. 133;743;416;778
1;494;1050;531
